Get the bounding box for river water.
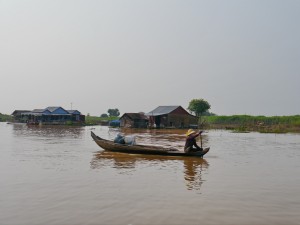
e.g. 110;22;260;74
0;122;300;225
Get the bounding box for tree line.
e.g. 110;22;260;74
97;99;213;118
100;108;120;118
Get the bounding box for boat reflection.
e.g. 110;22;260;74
90;151;209;191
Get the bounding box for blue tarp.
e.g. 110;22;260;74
109;120;120;127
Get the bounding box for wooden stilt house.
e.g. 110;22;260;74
146;106;198;128
12;106;85;125
119;113;149;128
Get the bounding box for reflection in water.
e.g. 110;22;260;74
12;123;84;139
183;157;209;190
91;151;209;190
9;123;85;169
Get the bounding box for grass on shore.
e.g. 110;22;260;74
203;115;300;133
85;115;119;125
0;113;12;122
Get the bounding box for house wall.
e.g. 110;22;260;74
165;114;198;128
147;106;197;128
120;116;148;128
120;115;134;128
80;115;85;122
133;119;148;128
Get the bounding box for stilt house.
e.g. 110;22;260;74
12;106;85;125
119;113;149;128
146;106;198;128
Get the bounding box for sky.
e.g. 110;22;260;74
1;0;299;116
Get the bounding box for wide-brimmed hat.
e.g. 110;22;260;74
186;129;196;136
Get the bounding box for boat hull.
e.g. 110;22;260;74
91;131;209;157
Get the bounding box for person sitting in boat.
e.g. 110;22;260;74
114;133;125;144
184;129;203;153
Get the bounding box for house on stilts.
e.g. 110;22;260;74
11;106;85;125
119;113;149;128
145;106;198;128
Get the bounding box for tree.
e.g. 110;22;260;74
188;99;211;125
188;99;211;116
107;108;120;117
100;113;108;118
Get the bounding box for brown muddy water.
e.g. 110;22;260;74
0;122;300;225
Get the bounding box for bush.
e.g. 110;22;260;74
0;113;12;122
205;115;300;126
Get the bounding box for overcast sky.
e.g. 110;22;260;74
1;0;299;116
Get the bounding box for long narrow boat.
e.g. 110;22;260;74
91;131;210;157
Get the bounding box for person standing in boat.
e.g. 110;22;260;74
184;129;203;153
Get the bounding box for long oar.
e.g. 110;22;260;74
200;133;203;148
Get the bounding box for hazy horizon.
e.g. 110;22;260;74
1;0;299;116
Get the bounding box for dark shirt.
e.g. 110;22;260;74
184;133;201;150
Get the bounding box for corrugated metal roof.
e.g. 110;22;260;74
46;107;61;112
14;106;82;116
67;110;80;115
32;109;47;113
23;109;51;115
145;106;181;116
11;110;31;115
121;113;148;120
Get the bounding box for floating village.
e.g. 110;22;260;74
11;105;199;129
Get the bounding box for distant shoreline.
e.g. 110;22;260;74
2;114;300;133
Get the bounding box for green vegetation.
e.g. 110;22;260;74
188;98;211;126
65;121;74;126
85;115;119;125
100;113;108;118
188;99;211;117
204;115;300;133
0;113;12;122
107;108;120;117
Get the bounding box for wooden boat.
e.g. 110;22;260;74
91;131;210;157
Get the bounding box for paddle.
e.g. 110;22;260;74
198;130;204;149
200;132;203;148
